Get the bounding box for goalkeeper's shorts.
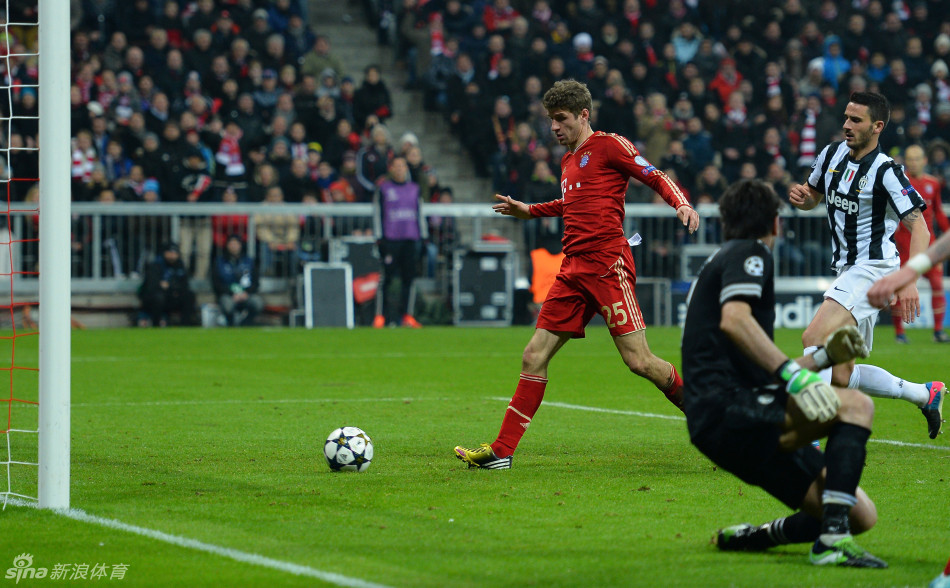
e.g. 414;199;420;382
687;384;824;510
536;245;644;339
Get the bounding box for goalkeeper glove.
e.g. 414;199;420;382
811;326;869;370
775;360;841;423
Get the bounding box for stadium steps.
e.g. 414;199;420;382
309;0;491;204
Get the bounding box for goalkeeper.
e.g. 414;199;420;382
681;179;885;568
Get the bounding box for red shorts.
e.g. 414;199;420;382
536;246;645;338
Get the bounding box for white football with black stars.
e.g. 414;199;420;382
324;426;374;472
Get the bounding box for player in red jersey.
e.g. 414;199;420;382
454;79;700;469
892;144;950;343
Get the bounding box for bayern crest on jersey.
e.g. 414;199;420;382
579;152;591;167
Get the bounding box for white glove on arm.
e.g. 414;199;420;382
811;326;869;369
775;360;841;422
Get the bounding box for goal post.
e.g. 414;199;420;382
37;0;71;510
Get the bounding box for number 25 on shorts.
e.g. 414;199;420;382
601;301;628;328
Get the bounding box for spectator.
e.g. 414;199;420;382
253;186;299;276
596;83;636;140
284;14;316;63
212;235;264;327
101;31;128;73
425;186;458;277
356;123;395;193
248;163;279;203
637;92;674;164
483;0;519;35
212;185;249;249
322;118;359;170
818;35;850;91
928;102;950;144
372;156;426;329
137;242;196;327
102;139;133;184
245;7;273;55
301;35;346;80
708;57;742;107
177;147;214;279
353;65;393;131
565;32;594;81
672;21;702;65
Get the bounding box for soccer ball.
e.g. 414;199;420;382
324;427;374;472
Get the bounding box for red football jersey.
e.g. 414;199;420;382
528;131;690;255
894;173;949;251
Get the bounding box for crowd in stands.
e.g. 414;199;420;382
382;0;950;207
4;0;950;290
1;0;457;285
369;0;950;278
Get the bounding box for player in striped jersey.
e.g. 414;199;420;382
789;91;944;439
454;79;700;469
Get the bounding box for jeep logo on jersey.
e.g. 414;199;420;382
828;190;859;214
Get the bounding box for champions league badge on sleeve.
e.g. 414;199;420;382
579;152;591;167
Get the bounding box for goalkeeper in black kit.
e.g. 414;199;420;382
681;179;886;568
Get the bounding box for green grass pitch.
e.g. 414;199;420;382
1;326;947;587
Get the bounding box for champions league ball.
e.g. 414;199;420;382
324;427;374;472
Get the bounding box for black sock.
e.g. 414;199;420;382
823;422;871;497
765;512;822;545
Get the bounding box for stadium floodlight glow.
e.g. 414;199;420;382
37;0;71;510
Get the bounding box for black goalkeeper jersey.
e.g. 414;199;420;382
681;239;776;404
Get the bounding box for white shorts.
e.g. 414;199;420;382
824;261;896;352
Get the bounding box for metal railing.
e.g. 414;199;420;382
4;202;833;295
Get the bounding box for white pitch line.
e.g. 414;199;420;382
72;396;446;408
490;397;686;422
7;497;392;588
492;397;950;452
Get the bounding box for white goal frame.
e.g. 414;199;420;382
37;0;71;509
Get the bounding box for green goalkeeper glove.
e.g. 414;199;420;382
811;326;869;369
776;360;841;423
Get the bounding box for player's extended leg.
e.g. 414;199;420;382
613;329;683;411
454;328;572;469
804;298;944;438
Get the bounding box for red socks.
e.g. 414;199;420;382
934;291;945;332
892;312;905;336
491;373;547;458
491;365;682;458
661;364;684;412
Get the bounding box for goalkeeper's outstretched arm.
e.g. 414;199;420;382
720;300;868;422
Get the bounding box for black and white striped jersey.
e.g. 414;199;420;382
808;141;926;271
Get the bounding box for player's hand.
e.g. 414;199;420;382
895;282;921;323
867;267;916;308
788;184;810;208
677;206;699;234
492;194;532;220
819;325;869;366
777;360;840;422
